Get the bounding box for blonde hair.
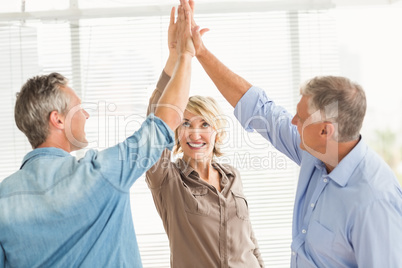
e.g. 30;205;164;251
173;95;227;157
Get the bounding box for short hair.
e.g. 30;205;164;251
15;72;70;148
173;95;227;157
300;76;366;142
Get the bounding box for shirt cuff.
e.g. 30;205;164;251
148;113;175;151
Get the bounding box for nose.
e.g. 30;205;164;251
188;128;201;140
84;109;90;119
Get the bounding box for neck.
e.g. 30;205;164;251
324;138;359;173
182;154;222;192
36;132;74;153
183;154;212;174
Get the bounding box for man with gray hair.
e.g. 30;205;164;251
189;3;402;266
0;0;195;267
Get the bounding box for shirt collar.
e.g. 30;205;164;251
21;147;70;169
327;137;368;187
314;158;326;171
175;158;234;183
175;158;194;177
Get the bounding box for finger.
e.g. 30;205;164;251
180;0;191;15
185;9;191;23
177;5;183;21
170;6;175;25
189;0;195;13
192;25;201;44
186;10;192;33
179;6;186;25
199;28;209;37
192;25;200;35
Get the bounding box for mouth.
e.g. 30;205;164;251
187;142;206;149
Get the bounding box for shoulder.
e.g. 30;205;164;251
356;147;398;186
216;162;239;177
336;147;402;214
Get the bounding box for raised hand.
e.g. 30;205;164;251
168;0;208;62
163;6;179;76
176;0;195;58
188;0;209;56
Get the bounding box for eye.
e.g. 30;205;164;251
202;122;210;128
182;121;190;127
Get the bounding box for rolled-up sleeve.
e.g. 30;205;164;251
234;86;303;165
147;70;171;116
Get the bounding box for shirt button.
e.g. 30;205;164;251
323;178;328;183
292;251;296;256
302;229;307;234
310;203;315;208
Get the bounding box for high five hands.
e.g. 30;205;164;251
170;0;209;59
174;0;195;58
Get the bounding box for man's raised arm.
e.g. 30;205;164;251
190;0;251;108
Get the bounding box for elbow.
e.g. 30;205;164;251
155;107;183;131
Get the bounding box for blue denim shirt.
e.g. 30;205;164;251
0;114;174;268
235;87;402;268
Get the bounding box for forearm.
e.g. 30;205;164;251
154;54;192;130
164;53;178;77
196;47;251;108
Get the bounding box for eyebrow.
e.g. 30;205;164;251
183;117;206;123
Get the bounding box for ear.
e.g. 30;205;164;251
49;110;65;130
321;122;335;139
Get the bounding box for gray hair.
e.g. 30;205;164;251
15;72;70;148
300;76;366;142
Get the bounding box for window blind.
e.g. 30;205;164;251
0;8;338;268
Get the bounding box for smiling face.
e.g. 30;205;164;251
178;110;217;162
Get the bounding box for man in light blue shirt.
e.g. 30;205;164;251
190;7;402;267
0;1;196;267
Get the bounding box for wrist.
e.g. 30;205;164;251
178;52;194;61
168;52;178;61
164;54;178;76
195;45;208;59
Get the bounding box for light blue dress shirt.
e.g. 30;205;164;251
235;87;402;268
0;114;174;268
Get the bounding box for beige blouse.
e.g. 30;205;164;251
146;71;264;268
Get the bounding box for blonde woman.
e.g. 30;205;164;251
145;5;264;267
